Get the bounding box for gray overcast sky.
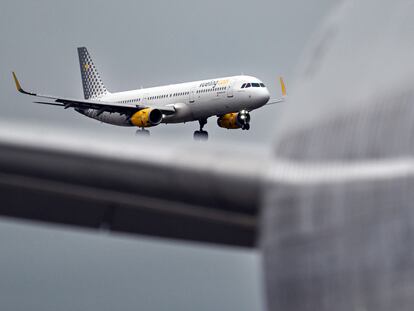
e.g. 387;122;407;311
0;1;337;310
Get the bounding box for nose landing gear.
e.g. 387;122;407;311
194;119;208;140
238;110;251;131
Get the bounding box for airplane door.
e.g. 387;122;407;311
189;87;196;103
227;82;234;98
142;93;149;106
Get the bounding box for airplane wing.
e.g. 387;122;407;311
12;72;176;114
266;97;285;105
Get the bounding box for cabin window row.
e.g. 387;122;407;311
119;99;141;103
196;87;226;94
149;92;189;100
117;91;192;103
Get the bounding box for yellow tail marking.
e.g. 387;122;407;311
12;72;22;92
280;77;286;96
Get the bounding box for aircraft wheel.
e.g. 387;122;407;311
194;130;208;141
242;124;250;130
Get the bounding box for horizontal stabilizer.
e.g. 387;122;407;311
33;101;66;107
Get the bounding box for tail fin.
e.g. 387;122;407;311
77;47;109;99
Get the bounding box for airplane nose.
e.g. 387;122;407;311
264;88;270;102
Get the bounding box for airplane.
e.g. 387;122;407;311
12;47;286;140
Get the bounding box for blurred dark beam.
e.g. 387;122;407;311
0;135;266;247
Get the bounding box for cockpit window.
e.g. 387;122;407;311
241;83;246;88
252;83;260;87
260;83;265;87
245;83;251;88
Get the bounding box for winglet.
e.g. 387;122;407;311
12;72;36;96
279;77;287;97
12;72;23;92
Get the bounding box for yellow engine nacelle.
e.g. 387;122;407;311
217;110;251;129
217;113;240;129
130;108;163;128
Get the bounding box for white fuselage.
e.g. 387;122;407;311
79;75;270;126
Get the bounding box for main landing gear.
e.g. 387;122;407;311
194;119;208;141
242;123;250;130
136;128;150;136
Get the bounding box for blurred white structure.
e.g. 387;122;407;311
262;0;414;310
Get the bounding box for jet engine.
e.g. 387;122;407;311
130;108;163;127
217;110;251;130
